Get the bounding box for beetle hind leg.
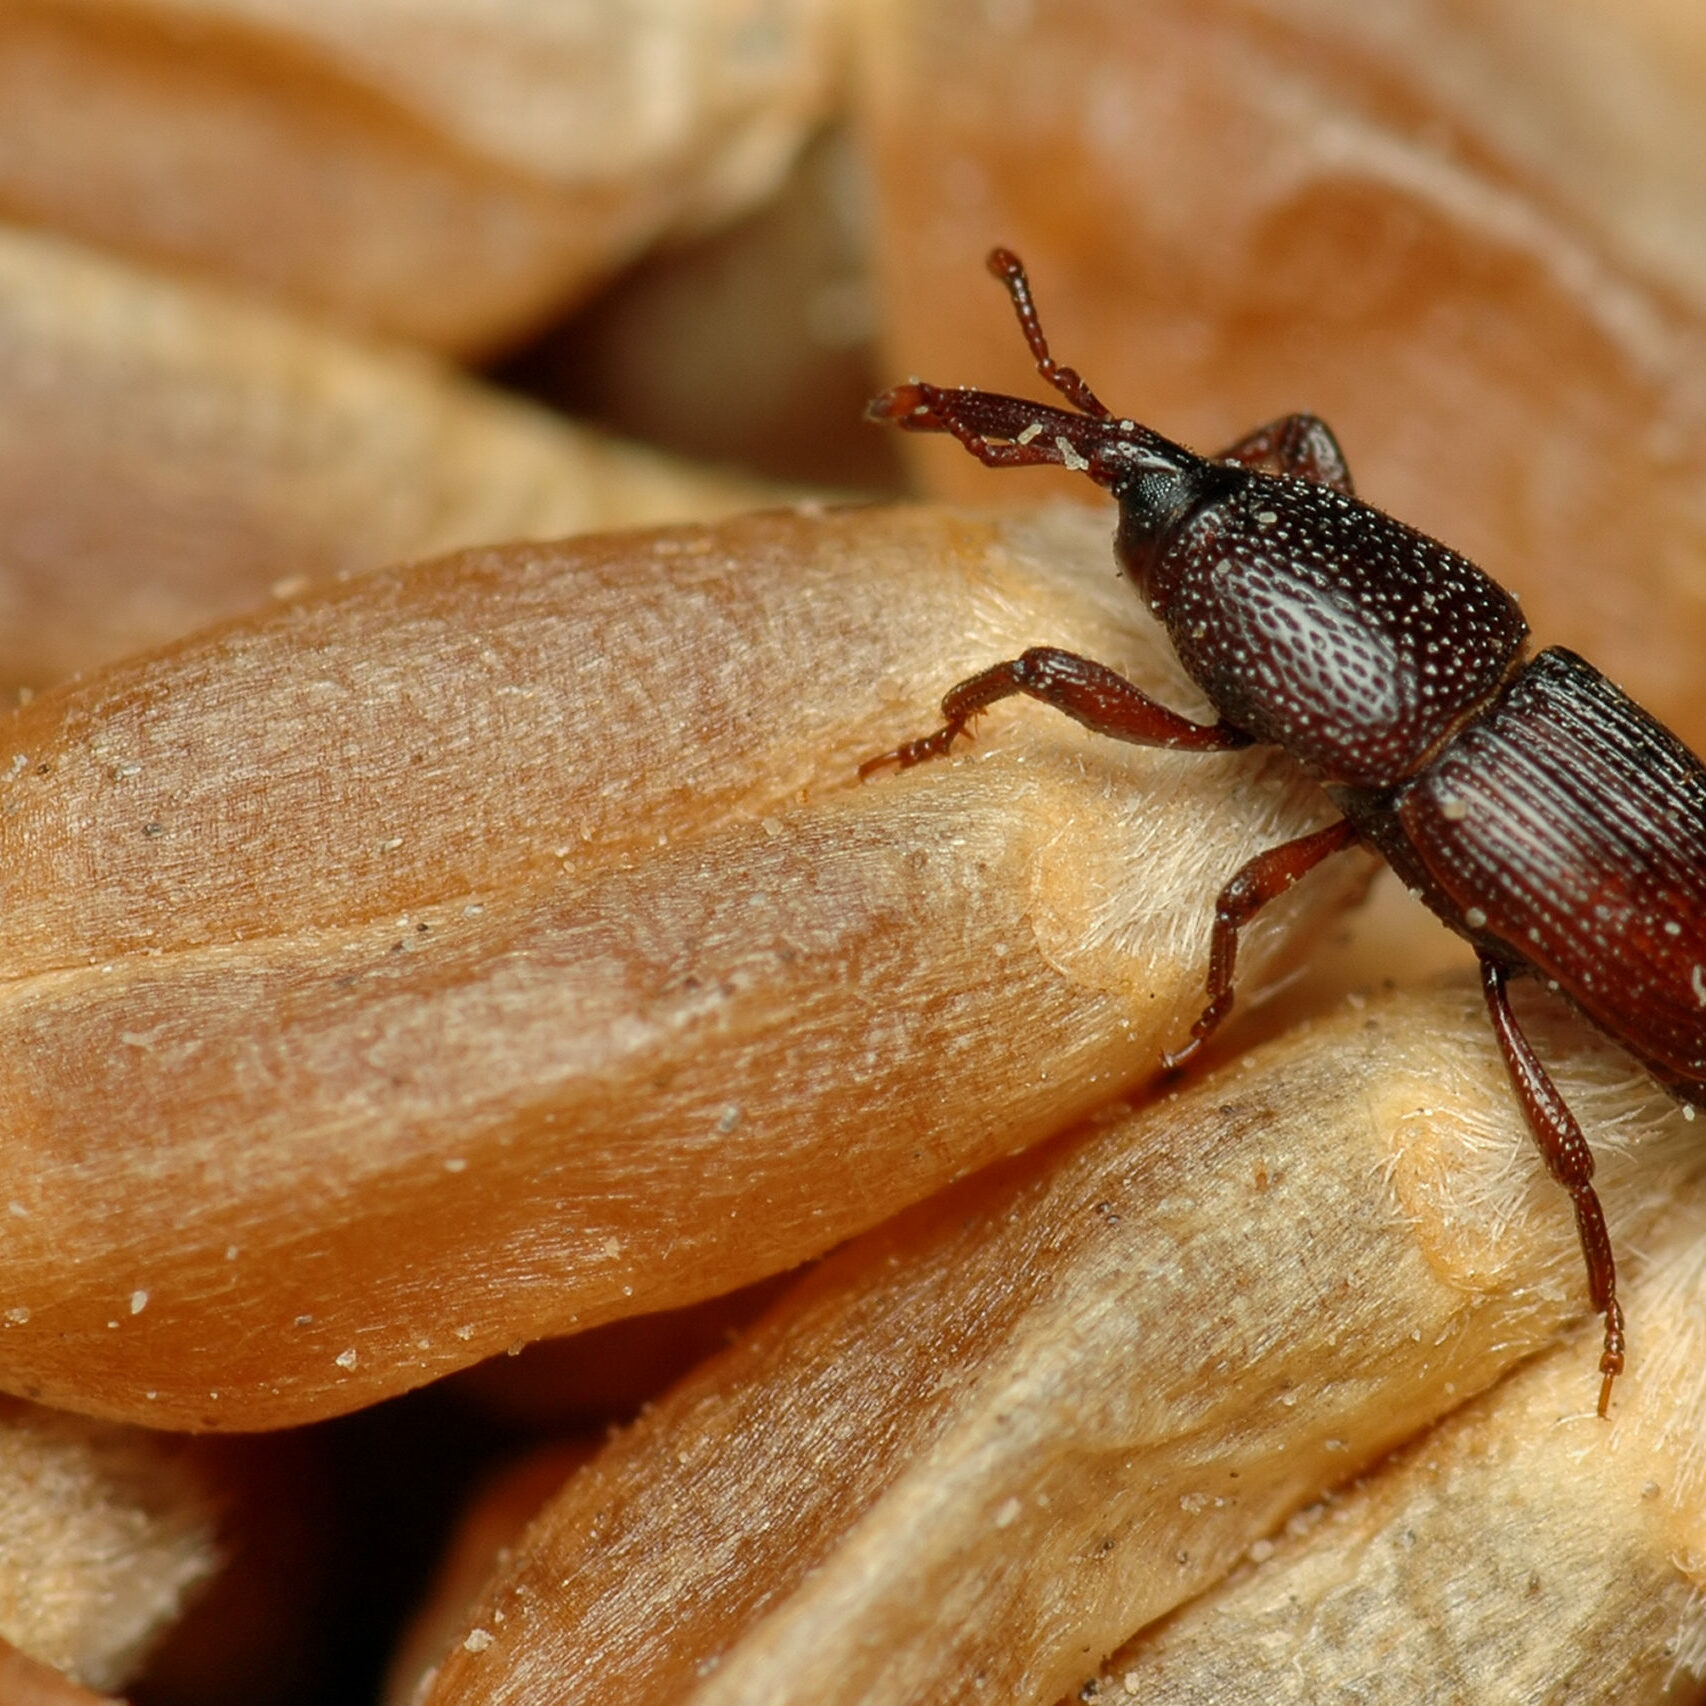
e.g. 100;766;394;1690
1478;954;1626;1416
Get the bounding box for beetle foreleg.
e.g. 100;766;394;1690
1478;954;1626;1416
859;647;1252;777
1163;819;1360;1070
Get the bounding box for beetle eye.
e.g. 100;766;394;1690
1087;438;1194;493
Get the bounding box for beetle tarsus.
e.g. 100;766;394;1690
857;721;972;779
1480;954;1629;1418
1170;822;1364;1069
1597;1300;1625;1417
1160;1030;1209;1074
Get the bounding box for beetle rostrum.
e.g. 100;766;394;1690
864;245;1706;1417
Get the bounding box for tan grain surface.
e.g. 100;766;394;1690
420;984;1706;1706
0;1403;217;1693
0;225;776;691
0;503;1356;1430
0;0;842;349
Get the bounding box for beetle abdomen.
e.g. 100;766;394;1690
1396;646;1706;1093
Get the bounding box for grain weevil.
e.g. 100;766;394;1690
864;247;1706;1415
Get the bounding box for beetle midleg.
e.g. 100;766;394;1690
1214;414;1354;494
1163;819;1360;1069
1478;953;1626;1416
860;647;1252;775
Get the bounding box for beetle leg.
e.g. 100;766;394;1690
1478;954;1625;1416
1163;819;1360;1069
859;646;1252;776
1215;414;1354;494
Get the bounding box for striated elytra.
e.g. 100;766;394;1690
864;247;1706;1416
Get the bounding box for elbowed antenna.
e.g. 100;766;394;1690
867;248;1201;493
984;246;1111;419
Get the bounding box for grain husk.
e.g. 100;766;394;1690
0;502;1356;1429
419;983;1705;1705
0;0;842;350
0;225;775;692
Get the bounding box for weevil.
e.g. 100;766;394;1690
864;247;1706;1415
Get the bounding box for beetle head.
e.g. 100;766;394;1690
869;250;1219;611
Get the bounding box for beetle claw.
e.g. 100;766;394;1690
1159;1037;1201;1073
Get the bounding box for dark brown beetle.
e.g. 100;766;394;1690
864;247;1706;1416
